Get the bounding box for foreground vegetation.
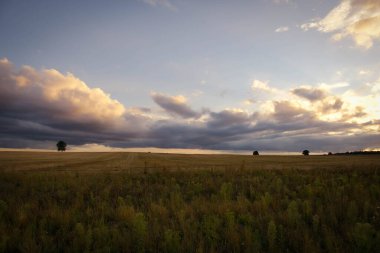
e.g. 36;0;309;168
0;152;379;252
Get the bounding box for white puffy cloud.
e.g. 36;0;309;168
275;26;289;32
251;80;278;93
302;0;380;49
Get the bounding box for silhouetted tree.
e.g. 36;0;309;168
57;140;67;151
253;151;259;155
328;152;333;155
302;150;309;156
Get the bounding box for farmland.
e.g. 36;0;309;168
0;152;379;252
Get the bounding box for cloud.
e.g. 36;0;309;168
0;58;128;130
288;83;379;124
145;78;379;152
359;70;371;75
243;98;255;105
272;101;314;122
1;58;379;153
292;87;327;101
319;97;344;113
151;92;201;119
275;26;289;32
145;109;378;152
318;82;350;90
0;58;152;148
207;109;254;128
140;0;177;11
301;0;380;49
251;80;278;93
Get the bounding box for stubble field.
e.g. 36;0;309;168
0;152;379;252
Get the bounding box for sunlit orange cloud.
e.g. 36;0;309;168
302;0;380;49
0;58;152;133
0;58;125;125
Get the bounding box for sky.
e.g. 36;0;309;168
0;0;379;153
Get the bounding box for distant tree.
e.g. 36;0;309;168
56;140;67;151
328;152;333;155
253;151;259;155
302;150;309;156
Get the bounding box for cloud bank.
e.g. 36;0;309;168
302;0;380;49
0;59;379;152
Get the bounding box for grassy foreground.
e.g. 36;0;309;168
0;152;379;252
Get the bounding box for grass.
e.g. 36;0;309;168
1;151;379;172
0;152;379;252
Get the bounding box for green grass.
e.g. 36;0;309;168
0;152;379;252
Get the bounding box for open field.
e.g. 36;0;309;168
1;151;379;172
0;152;380;252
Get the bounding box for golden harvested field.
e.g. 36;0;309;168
0;151;379;172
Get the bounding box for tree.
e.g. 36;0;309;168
56;140;67;151
253;151;259;155
302;150;309;156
